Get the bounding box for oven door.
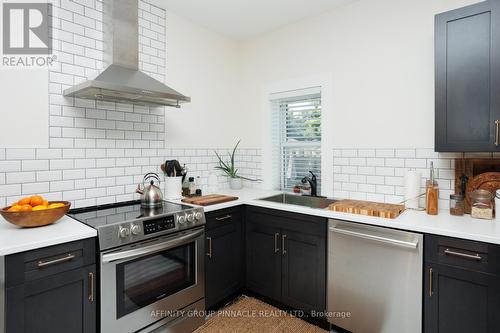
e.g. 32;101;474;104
100;227;205;333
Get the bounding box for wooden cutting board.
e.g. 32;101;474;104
327;200;405;219
181;194;239;206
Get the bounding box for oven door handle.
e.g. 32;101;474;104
102;229;204;264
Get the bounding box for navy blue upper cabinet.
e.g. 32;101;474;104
435;1;500;152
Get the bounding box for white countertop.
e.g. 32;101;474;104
172;188;500;245
0;215;97;256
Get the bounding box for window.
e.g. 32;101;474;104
271;88;321;193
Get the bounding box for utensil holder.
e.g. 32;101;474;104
164;176;183;200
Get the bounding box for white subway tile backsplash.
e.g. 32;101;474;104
0;184;22;196
333;148;459;208
22;160;49;172
385;159;405;168
405;159;427;168
366;158;384;167
75;178;96;189
6;149;36;160
50;159;74;170
375;167;394;176
37;171;63;182
376;149;395;158
63;189;86;201
63;169;86;180
7;172;36;184
36;149;62;159
22;182;50;195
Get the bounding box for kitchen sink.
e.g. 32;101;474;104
259;193;337;209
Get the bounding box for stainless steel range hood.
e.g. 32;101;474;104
63;0;190;107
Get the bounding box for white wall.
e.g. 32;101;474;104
164;12;248;149
238;0;483;149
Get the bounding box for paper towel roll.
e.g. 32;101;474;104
405;170;421;209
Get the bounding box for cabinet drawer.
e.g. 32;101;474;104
206;207;241;231
6;238;96;288
425;234;500;275
246;206;326;237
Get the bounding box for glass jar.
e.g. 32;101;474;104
470;189;494;220
449;194;464;216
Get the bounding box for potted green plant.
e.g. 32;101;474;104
214;140;259;189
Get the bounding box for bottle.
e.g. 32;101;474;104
196;176;202;195
426;162;439;215
189;177;196;196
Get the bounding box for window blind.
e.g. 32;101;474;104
271;89;321;193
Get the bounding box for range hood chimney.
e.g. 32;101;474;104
63;0;190;107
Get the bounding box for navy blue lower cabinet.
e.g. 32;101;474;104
205;207;244;309
5;238;97;333
245;206;326;313
424;235;500;332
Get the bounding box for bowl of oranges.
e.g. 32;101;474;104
0;195;71;228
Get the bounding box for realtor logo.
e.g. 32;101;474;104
3;3;52;54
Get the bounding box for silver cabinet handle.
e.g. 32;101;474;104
495;120;500;146
282;234;287;255
207;237;212;258
102;228;203;263
329;226;418;249
88;272;95;302
444;248;482;261
429;267;434;297
215;214;232;221
274;233;280;254
37;253;75;268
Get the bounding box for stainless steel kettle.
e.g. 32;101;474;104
136;173;163;208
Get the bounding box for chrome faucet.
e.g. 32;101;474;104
301;171;318;197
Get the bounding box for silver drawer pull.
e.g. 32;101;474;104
444;249;482;261
274;233;280;254
38;253;75;268
215;215;232;221
207;237;212;258
88;272;95;302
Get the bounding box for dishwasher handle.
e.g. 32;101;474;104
329;225;419;249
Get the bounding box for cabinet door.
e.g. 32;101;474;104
424;264;500;333
435;1;500;152
205;222;243;309
6;265;96;333
281;229;325;312
245;220;282;301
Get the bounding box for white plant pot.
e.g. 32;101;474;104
229;177;243;190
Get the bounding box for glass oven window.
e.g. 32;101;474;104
116;242;196;318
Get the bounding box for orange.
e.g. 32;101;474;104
30;195;44;207
48;203;65;209
19;204;32;212
32;205;48;211
7;205;22;212
42;200;49;206
18;197;31;205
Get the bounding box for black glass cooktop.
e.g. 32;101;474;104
68;200;194;228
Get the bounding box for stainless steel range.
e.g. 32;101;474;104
69;201;206;333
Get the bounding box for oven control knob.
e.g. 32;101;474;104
130;224;141;235
195;212;203;220
187;213;195;223
178;215;186;224
119;226;130;238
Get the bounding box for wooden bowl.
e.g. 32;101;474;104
0;201;71;228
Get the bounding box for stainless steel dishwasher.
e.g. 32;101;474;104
327;220;423;333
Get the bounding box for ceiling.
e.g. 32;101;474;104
159;0;357;40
